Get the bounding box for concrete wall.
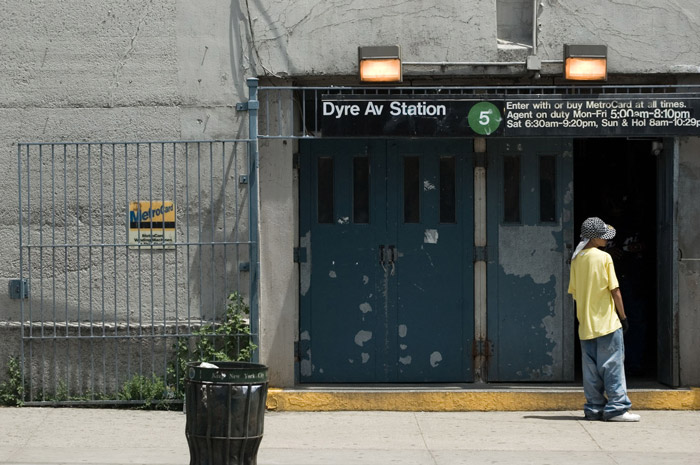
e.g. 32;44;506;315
679;138;700;386
2;0;700;390
247;0;700;77
497;0;533;46
0;1;252;389
258;137;297;387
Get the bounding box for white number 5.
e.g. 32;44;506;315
479;110;492;125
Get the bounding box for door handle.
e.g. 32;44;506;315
379;245;388;272
388;245;397;276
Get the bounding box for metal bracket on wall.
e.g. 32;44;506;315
8;279;29;299
238;262;250;272
235;101;259;111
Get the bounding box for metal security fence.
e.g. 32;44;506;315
17;140;258;406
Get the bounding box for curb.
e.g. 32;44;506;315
266;387;700;412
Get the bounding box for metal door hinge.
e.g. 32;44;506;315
475;152;487;168
474;246;488;262
472;338;493;359
294;247;307;263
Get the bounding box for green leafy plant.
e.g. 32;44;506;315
118;374;173;410
168;292;257;397
0;357;25;407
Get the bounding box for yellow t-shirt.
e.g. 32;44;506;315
568;247;622;340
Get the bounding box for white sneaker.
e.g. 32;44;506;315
607;412;641;422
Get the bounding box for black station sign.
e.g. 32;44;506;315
320;94;700;137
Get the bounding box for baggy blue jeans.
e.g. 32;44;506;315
580;329;632;420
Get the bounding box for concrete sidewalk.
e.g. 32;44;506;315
0;407;698;465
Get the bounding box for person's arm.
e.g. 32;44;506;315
611;287;626;320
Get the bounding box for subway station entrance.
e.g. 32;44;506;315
297;136;673;384
573;137;674;384
256;84;686;386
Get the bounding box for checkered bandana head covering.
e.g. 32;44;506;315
571;217;616;260
580;217;616;240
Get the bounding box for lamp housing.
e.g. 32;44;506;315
564;44;607;81
359;46;402;83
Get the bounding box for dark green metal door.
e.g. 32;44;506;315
299;139;474;383
486;139;575;382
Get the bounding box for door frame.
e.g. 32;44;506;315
656;137;680;386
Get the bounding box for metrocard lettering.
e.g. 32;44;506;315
130;203;174;223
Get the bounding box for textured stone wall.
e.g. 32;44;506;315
1;0;700;388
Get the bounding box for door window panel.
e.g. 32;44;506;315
353;157;370;224
404;156;420;223
503;155;521;223
317;157;334;223
539;155;556;222
440;156;456;223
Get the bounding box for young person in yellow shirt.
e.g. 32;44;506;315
568;217;640;422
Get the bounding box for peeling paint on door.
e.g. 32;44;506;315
424;229;439;244
359;302;372;314
300;349;312;377
398;324;408;338
299;231;311;296
354;330;373;347
498;225;561;284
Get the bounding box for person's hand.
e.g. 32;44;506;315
620;318;629;334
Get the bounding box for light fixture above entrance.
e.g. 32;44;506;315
358;45;402;83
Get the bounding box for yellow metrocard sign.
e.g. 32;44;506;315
128;201;176;248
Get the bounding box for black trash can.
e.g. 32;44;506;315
185;361;268;465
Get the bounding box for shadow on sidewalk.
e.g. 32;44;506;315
522;415;583;421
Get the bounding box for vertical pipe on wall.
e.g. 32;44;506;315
247;78;261;362
532;0;538;56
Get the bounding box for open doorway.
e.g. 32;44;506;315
573;138;659;382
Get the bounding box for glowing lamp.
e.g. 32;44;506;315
359;46;402;83
564;45;607;81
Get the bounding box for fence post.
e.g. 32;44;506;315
17;143;27;402
246;78;261;362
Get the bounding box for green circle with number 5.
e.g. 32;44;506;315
468;102;502;135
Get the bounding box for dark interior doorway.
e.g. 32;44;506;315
573;138;658;382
